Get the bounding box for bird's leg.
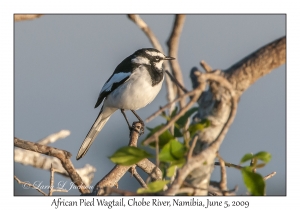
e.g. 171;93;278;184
120;109;141;134
131;110;144;135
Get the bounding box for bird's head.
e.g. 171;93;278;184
131;48;175;70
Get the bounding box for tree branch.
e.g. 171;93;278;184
225;36;286;97
14;137;90;194
167;14;186;108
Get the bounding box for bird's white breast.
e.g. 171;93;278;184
104;65;163;110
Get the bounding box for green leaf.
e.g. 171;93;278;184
254;163;266;169
240;153;254;164
109;146;152;166
241;167;265;195
166;165;177;177
159;140;186;162
188;119;210;136
174;126;183;137
253;151;272;163
240;151;272;164
159;141;176;162
137;180;169;194
142;124;176;148
170;158;186;167
170;140;186;159
170;106;178;118
176;107;198;128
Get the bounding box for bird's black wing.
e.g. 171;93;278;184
94;56;139;108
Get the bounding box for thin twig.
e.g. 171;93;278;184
143;82;206;145
155;137;160;167
250;155;257;173
214;162;243;170
146;88;197;123
14;14;43;21
129;167;147;188
165;70;188;93
14;175;47;196
217;153;228;195
167;15;186;108
49;164;68;196
263;172;276;181
200;60;213;72
187;135;198;160
38;130;70;145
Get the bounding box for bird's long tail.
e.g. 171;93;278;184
76;106;116;160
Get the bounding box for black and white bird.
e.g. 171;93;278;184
76;48;175;160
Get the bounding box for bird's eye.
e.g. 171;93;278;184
155;56;160;61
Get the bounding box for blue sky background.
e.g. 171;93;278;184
14;15;285;195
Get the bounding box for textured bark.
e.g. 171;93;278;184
185;36;286;195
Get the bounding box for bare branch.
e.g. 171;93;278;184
217;154;228;195
167;15;186;108
214;161;243;170
14;175;47;196
200;60;213;72
164;73;238;195
143;81;206;145
129;166;147;188
225;36;286;97
187;135;198;160
136;159;162;181
14;14;43;22
14;137;90;194
165;70;188;93
37;130;70;145
49;164;68;196
146;88;196;123
263;171;276;181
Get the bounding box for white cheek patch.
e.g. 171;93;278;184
100;72;131;93
154;60;164;69
145;50;164;58
131;56;150;65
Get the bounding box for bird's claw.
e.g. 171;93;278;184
131;121;144;136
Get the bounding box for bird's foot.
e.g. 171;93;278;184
131;121;144;136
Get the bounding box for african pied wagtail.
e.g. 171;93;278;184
76;48;175;160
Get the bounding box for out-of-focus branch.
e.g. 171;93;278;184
214;161;243;170
14;137;90;194
167;14;186;108
37;130;70;145
14;130;96;186
217;154;228;195
14;14;43;22
164;73;238;195
146;87;196;123
128;14;176;113
129;166;147;188
49;164;68;196
264;172;276;181
182;37;285;195
225;36;286;97
200;60;213;72
14;175;48;196
143;80;206;145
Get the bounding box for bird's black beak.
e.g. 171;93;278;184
164;56;175;60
